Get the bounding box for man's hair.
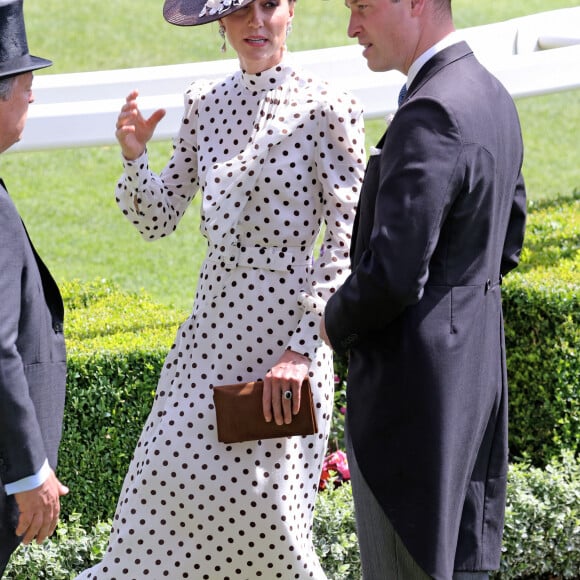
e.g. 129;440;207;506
390;0;452;15
433;0;452;18
0;76;16;101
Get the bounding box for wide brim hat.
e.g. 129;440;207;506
163;0;256;27
0;0;52;80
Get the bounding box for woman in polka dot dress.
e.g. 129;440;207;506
76;0;365;578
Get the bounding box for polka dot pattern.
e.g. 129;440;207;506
77;58;365;579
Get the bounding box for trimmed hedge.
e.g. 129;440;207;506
58;280;179;526
5;452;580;580
503;278;578;464
503;193;579;464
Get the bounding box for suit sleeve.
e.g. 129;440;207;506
0;193;47;485
500;171;526;276
325;99;463;353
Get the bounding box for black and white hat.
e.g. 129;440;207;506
163;0;256;27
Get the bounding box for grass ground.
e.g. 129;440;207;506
0;0;578;311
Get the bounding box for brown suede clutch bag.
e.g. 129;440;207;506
212;379;318;443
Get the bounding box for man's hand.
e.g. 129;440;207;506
14;469;69;544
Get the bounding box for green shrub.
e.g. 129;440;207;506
516;192;579;278
3;514;110;580
503;278;578;465
62;279;182;353
503;193;579;465
6;454;580;579
497;451;580;579
313;481;361;579
57;280;179;526
59;351;165;526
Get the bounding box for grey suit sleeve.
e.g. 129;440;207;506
500;171;526;276
0;194;47;485
326;99;463;352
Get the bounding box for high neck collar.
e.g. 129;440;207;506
240;57;294;92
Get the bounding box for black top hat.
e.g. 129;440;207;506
163;0;256;27
0;0;51;80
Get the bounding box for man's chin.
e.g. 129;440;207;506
361;50;386;72
366;60;388;73
364;57;394;73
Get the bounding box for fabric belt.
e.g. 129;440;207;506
206;243;312;272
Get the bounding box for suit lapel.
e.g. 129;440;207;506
20;219;64;327
1;178;64;327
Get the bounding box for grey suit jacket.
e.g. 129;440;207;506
326;43;526;579
0;178;66;565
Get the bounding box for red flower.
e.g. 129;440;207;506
319;450;350;491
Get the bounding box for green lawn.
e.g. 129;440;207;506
1;0;578;311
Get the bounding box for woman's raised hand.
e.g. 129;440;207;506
115;90;166;161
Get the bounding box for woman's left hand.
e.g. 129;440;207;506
263;350;311;426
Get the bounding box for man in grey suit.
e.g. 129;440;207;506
322;1;526;579
0;0;68;574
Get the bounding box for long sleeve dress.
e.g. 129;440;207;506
77;57;365;580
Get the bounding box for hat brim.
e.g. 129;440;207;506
0;54;52;80
163;0;256;26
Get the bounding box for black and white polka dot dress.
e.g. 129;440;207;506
76;57;365;580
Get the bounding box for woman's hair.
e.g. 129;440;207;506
0;76;16;101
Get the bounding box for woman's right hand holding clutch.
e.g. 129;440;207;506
115;90;166;161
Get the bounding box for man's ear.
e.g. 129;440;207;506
410;0;427;16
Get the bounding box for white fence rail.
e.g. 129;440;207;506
11;7;580;153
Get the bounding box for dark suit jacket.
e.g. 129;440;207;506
325;43;526;580
0;178;66;567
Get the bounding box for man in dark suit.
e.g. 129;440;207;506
322;1;526;578
0;0;68;574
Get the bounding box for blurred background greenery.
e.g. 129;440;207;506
1;0;578;311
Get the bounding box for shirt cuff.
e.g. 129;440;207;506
4;459;50;495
